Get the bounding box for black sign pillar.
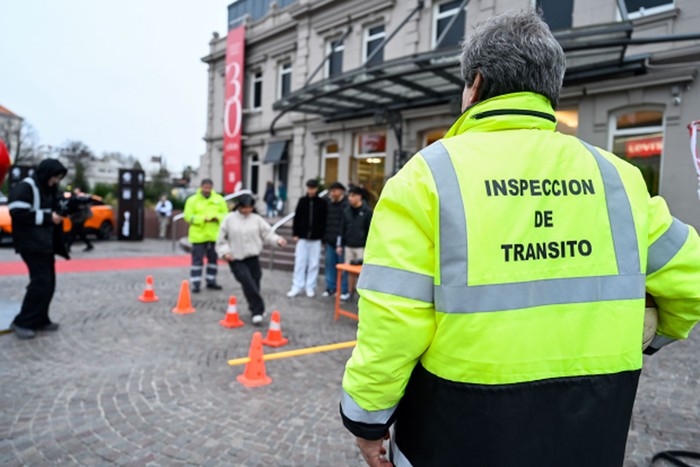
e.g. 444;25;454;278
117;169;145;241
8;165;36;192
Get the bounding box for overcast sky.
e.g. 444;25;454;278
0;0;233;173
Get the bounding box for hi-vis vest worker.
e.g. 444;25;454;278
183;185;228;244
340;11;700;467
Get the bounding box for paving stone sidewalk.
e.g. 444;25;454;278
0;240;698;466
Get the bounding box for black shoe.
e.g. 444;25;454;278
206;283;223;290
10;323;36;339
84;245;94;252
192;286;201;294
40;322;60;331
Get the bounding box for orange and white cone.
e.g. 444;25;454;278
237;332;272;387
219;296;244;328
137;275;159;302
172;280;196;314
262;310;288;347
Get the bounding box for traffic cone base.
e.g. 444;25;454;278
237;332;272;387
172;280;196;314
262;310;289;348
220;296;244;328
138;275;159;302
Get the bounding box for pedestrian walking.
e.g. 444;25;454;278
341;11;700;467
155;194;173;239
337;185;372;301
277;180;287;215
183;178;228;293
7;158;69;339
263;181;277;218
216;194;287;325
65;188;94;252
287;179;326;298
322;181;349;298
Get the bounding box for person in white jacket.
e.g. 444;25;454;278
216;194;287;325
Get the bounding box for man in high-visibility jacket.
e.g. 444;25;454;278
183;178;228;293
340;10;700;467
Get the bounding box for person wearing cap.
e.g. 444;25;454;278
8;158;69;339
288;179;327;298
216;194;287;325
183;178;228;293
322;181;349;298
337;185;373;301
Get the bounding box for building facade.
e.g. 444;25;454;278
0;105;23;162
199;0;700;228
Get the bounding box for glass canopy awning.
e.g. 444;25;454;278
271;20;699;131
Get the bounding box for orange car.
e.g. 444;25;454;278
0;194;115;245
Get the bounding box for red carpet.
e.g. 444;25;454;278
1;255;196;276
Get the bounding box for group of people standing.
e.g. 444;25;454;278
182;177;373;326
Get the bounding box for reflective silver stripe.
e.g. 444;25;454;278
7;201;32;210
647;217;689;275
190;265;203;270
421;141;467;286
579;141;640;275
205;275;216;280
435;274;645;313
358;264;434;303
22;177;45;225
390;436;412;467
206;265;218;270
35;209;44;225
190;277;202;282
648;334;676;350
340;389;397;425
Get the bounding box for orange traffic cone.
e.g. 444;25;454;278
219;296;244;328
262;310;288;347
237;332;272;387
137;275;159;302
172;280;196;314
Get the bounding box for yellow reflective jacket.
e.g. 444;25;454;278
183;189;228;243
341;92;700;467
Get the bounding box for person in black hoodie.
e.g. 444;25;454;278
322;182;349;298
337;185;373;301
287;179;327;298
8;158;69;339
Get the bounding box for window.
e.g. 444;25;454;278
433;0;466;48
326;39;344;78
322;142;340;185
624;0;674;18
278;62;292;98
609;109;664;195
251;71;263;109
536;0;573;30
364;25;385;66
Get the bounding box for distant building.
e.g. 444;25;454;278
199;0;700;228
0;105;23;162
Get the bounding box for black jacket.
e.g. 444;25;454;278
324;196;348;245
339;203;372;247
9;159;69;258
293;195;327;240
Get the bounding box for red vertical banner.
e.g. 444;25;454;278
223;26;246;194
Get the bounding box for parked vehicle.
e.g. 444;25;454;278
0;194;115;245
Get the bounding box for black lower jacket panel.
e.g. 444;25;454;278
394;363;641;467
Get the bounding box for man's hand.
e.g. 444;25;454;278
277;238;287;247
51;212;64;224
336;246;343;256
357;432;393;467
292;236;299;242
223;253;233;262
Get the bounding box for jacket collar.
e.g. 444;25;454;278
444;92;557;138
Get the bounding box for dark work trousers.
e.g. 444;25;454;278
191;242;218;289
229;256;264;317
14;253;56;329
67;221;92;250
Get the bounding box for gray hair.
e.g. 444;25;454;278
460;10;566;108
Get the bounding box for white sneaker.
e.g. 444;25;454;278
252;314;264;325
305;289;315;298
287;288;301;298
321;289;334;298
340;293;351;302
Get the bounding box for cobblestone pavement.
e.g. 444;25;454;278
1;240;698;466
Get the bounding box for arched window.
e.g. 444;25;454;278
609;108;664;195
